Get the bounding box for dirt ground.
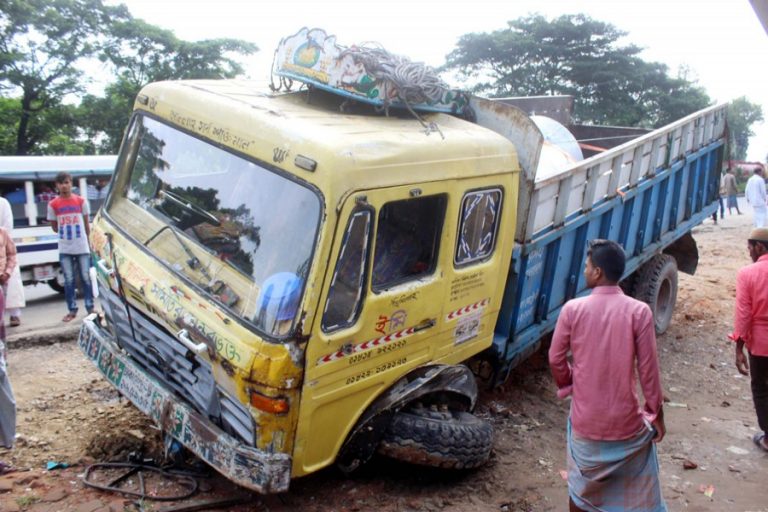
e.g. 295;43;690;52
2;206;768;512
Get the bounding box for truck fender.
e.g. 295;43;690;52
336;364;478;473
663;231;698;275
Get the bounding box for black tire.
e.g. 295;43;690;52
48;268;87;296
48;278;65;294
634;254;678;334
619;271;638;297
377;408;493;470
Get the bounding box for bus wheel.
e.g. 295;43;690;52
48;279;65;294
377;403;492;470
635;254;678;334
48;268;66;294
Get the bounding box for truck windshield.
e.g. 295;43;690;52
108;114;321;338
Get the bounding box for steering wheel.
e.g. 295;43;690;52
159;190;221;227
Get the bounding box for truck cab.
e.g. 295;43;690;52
82;81;519;492
81;28;726;494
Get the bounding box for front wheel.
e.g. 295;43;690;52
377;404;493;470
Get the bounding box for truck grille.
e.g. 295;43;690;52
98;282;256;446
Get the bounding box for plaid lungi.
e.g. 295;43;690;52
567;419;667;512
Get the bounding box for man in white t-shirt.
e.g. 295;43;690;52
46;172;94;322
745;168;768;228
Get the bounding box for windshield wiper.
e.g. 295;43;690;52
158;190;221;228
145;225;213;285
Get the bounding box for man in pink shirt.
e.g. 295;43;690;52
731;228;768;453
549;239;666;512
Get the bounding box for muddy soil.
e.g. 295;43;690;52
1;207;767;512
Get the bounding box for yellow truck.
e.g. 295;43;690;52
79;29;726;493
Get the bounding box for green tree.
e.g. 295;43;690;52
650;66;711;127
0;94;94;155
0;0;128;155
0;97;21;154
0;1;256;155
102;19;256;86
727;96;764;160
78;77;136;153
30;101;95;155
85;18;257;153
443;14;711;127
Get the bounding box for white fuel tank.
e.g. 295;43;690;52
531;115;583;182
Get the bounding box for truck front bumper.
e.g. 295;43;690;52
78;315;292;493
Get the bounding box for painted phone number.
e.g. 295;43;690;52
345;357;408;385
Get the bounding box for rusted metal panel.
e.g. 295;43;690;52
78;316;292;494
469;96;543;244
495;96;574;126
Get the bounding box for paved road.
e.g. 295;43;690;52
6;283;99;348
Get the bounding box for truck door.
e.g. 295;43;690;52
295;179;511;474
296;183;450;473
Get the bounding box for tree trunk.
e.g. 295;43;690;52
16;94;32;156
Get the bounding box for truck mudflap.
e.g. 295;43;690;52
78;315;291;494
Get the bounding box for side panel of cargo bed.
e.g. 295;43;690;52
491;104;727;380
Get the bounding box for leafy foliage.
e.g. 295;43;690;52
103;19;256;86
727;97;764;161
0;95;94;155
443;14;712;127
0;0;126;154
0;0;256;155
0;6;762;160
0;97;21;154
87;18;257;152
78;78;136;154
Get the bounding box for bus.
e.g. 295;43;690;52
0;155;116;292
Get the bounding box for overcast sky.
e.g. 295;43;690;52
111;0;768;161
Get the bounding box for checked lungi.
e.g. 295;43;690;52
567;420;667;512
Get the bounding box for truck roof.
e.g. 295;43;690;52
137;80;519;207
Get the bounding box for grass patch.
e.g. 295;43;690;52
15;494;41;507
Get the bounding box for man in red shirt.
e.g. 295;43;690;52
731;228;768;452
549;239;666;512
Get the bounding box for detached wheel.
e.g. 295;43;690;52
634;254;678;334
377;404;493;470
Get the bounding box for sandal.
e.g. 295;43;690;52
753;432;768;453
9;316;20;327
62;312;77;323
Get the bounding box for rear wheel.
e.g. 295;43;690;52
377;403;493;470
619;271;638;297
634;254;678;334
